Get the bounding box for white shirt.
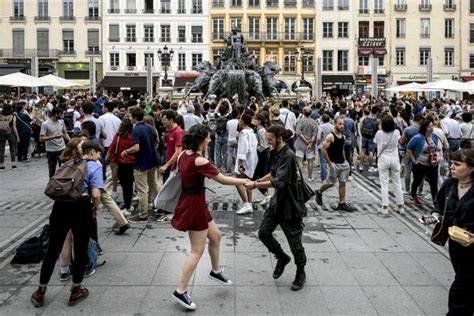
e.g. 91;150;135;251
183;113;201;131
234;128;258;178
440;117;462;139
374;130;401;157
74;115;104;140
227;119;239;142
279;108;297;134
460;122;473;139
98;112;121;147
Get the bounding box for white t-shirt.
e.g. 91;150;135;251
227;119;239;142
279;108;297;133
234;128;258;178
73;115;104;140
374;130;401;157
98;112;122;147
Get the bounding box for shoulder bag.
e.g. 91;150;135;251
431;198;449;246
425;136;438;167
295;162;314;203
153;152;185;213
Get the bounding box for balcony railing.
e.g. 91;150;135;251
0;49;63;58
160;37;171;42
470;38;474;43
420;33;430;38
211;32;315;42
34;16;51;21
266;1;279;8
160;9;171;14
212;1;224;7
322;6;333;10
394;4;407;11
338;6;349;10
108;8;120;13
143;9;154;13
212;33;225;41
284;1;297;7
443;4;456;11
248;2;261;8
124;8;137;13
419;4;432;11
108;37;120;42
359;9;369;13
374;8;385;14
177;37;186;43
60;16;75;21
177;9;186;13
192;9;203;13
302;0;314;8
125;37;137;42
10;15;26;21
85;15;101;21
143;37;154;42
85;49;101;55
191;37;203;43
60;50;76;55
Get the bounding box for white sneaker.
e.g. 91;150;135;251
122;206;134;216
236;204;253;215
397;206;406;215
132;195;139;202
368;167;377;173
379;207;389;215
259;195;271;206
348;175;353;181
307;177;314;182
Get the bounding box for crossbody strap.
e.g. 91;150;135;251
378;132;394;157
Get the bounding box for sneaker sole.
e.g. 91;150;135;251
236;209;253;215
84;269;96;278
31;297;44;308
171;294;196;310
208;274;233;285
67;291;89;306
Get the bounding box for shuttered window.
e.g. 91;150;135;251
87;29;99;51
62;29;74;52
191;26;202;43
37;29;49;56
109;24;119;41
12;29;25;57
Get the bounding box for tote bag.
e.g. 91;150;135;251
154;152;184;212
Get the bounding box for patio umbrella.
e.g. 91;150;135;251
0;72;49;87
39;74;82;88
385;82;423;92
416;79;472;92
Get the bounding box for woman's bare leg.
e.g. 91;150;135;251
177;229;208;292
207;221;222;271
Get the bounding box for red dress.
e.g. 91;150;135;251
171;152;219;232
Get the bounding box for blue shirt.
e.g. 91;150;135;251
132;122;158;171
82;160;104;192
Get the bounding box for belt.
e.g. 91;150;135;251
448;138;460;141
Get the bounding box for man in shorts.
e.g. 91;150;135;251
314;117;353;212
295;107;318;181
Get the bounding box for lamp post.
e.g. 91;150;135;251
157;45;174;87
294;47;309;87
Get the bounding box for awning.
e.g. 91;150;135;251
397;80;427;85
174;75;197;88
99;76;158;89
358;48;373;55
373;48;387;55
462;76;474;82
322;75;354;85
0;67;23;76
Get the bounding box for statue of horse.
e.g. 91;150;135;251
259;61;288;96
185;61;216;96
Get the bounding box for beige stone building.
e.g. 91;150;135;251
0;0;103;88
460;0;474;82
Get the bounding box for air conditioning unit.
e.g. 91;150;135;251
110;66;118;70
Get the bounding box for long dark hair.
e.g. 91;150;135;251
117;117;133;138
381;115;395;132
418;118;433;136
267;124;293;141
182;124;209;152
450;149;474;179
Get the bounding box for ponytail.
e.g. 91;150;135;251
182;124;210;151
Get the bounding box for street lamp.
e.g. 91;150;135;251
157;45;174;87
294;47;310;86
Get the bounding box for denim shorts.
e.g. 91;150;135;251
361;136;375;152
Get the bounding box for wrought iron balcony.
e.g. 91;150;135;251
212;1;224;7
191;37;203;43
0;49;60;58
34;16;51;21
60;50;76;56
192;9;203;13
394;4;407;11
59;16;75;21
143;37;154;43
443;4;456;11
124;8;137;13
419;4;432;11
302;0;314;8
359;9;369;14
160;9;171;14
266;0;279;8
107;9;120;13
160;37;171;42
108;37;120;42
9;15;26;22
143;9;154;13
284;1;297;8
177;37;186;43
125;37;137;42
85;15;101;21
374;9;385;14
85;49;101;55
420;33;430;39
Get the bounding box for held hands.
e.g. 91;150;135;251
244;180;255;190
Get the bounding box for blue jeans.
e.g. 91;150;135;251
215;133;228;170
318;149;327;181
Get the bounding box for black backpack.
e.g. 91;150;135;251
361;117;378;138
11;224;50;264
63;111;75;131
215;115;228;135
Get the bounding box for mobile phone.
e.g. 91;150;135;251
239;165;245;173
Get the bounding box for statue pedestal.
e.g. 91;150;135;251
158;86;173;98
294;86;311;100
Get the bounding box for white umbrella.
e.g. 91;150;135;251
385;82;423;92
416;79;472;92
0;72;49;87
39;74;82;88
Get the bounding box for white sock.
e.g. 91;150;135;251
245;202;251;208
60;265;70;274
176;288;185;294
212;268;222;274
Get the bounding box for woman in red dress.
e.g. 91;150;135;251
171;124;248;311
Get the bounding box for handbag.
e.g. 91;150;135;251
431;199;449;246
425;136;438;167
153;152;184;213
296;163;314;203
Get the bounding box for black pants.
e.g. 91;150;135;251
46;150;63;178
258;209;307;267
447;239;474;315
117;162;135;209
39;197;92;285
254;149;270;195
17;133;31;161
411;163;438;202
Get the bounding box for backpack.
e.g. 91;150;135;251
215;115;228;135
63;110;75;131
11;224;50;264
207;111;217;133
44;159;88;201
361;117;378;138
0;116;12;136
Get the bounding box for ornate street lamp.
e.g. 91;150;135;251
157;45;174;87
294;47;309;85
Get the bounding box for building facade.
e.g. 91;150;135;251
460;0;474;82
100;0;209;94
0;0;103;88
209;0;317;94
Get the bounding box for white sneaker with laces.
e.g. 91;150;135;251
307;177;314;182
236;203;253;215
122;206;134;216
259;195;271;206
397;206;406;215
368;167;377;172
379;207;389;215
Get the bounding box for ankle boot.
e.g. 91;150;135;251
31;286;46;307
272;252;291;279
291;266;306;291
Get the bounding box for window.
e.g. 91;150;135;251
249;17;260;40
338;0;348;10
302;0;314;7
126;25;136;42
419;48;430;66
470;53;474;68
249;0;260;6
322;50;333;71
37;29;49;57
358;56;369;66
161;0;170;13
421;18;430;38
144;53;154;67
266;0;278;7
374;0;384;13
212;18;224;40
109;0;119;13
12;29;25;56
284;0;296;8
395;48;405;66
192;26;203;43
396;19;405;38
231;0;242;6
38;0;48;18
284;18;296;40
178;0;185;13
87;29;99;52
374;21;384;37
323;0;333;10
359;0;368;13
125;0;136;13
192;53;203;68
471;0;474;13
420;0;430;7
359;21;369;38
62;29;74;53
338;22;348;38
445;19;454;38
302;18;314;41
445;48;454;66
88;0;99;18
126;53;136;67
192;0;202;13
284;50;297;72
376;55;384;66
231;17;242;30
13;0;24;18
144;0;153;12
109;24;119;42
161;25;170;42
337;50;348;71
471;23;474;43
63;0;73;17
178;26;186;43
267;17;278;40
178;53;186;71
144;25;154;42
323;22;333;38
110;53;119;67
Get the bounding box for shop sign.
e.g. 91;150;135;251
358;37;385;48
64;63;89;71
358;66;387;75
399;74;440;80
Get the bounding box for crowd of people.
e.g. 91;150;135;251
0;90;473;314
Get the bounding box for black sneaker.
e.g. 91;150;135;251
337;203;354;213
273;253;291;279
291;270;306;291
114;223;130;235
59;271;70;282
209;269;232;285
96;244;104;256
172;290;196;310
315;190;323;206
84;266;96;278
